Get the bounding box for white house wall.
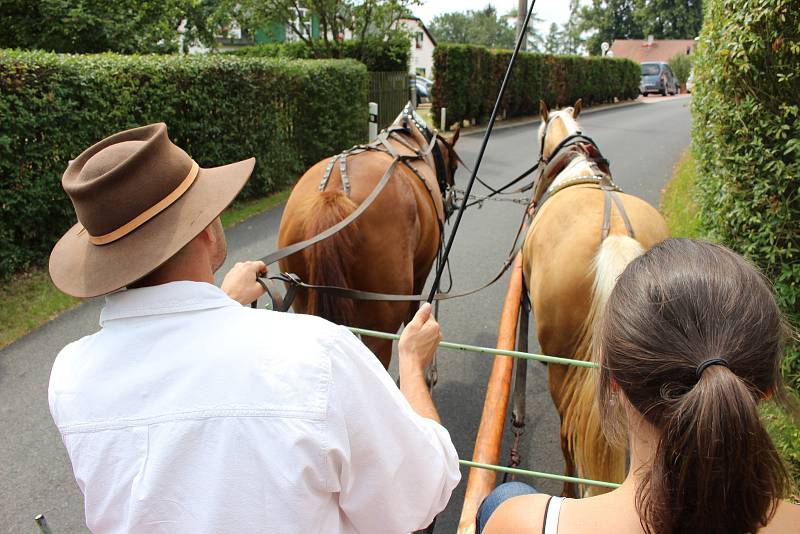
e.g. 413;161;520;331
400;19;435;77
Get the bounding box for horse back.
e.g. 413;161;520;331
522;186;668;356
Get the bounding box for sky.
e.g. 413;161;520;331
412;0;572;36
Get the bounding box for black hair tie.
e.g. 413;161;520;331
696;358;730;379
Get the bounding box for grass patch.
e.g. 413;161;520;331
660;150;703;238
0;188;292;350
0;268;79;350
662;149;800;498
762;400;800;499
220;189;291;229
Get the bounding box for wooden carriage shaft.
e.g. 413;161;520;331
457;253;522;534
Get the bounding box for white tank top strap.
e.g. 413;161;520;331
542;496;566;534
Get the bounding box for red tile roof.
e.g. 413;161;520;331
610;39;697;63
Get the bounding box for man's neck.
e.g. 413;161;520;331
129;247;216;289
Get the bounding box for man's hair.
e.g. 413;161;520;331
597;238;792;534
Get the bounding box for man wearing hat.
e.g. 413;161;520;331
48;123;460;533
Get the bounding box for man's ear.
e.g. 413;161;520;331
451;123;461;145
572;98;583;118
539;100;549;123
199;221;218;245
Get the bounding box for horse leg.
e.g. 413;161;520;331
546;354;582;497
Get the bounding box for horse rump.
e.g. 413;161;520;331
302;191;360;327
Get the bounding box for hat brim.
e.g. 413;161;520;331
49;158;256;298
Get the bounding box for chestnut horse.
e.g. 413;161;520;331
521;101;670;496
277;108;460;367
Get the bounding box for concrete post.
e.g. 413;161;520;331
368;102;378;140
441;107;447;132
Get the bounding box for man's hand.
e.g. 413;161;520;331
398;303;442;423
221;261;267;305
399;303;442;378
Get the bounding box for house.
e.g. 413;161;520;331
609;38;697;63
213;10;321;51
398;17;437;77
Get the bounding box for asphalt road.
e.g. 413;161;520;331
0;96;691;533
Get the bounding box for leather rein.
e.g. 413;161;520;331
252;114;462;311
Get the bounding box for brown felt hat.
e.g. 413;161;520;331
49;123;255;298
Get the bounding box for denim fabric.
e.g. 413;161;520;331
475;481;538;533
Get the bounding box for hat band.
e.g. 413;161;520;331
89;161;199;245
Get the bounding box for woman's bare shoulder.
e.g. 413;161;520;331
482;493;553;534
760;500;800;533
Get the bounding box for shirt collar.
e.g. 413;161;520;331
99;281;240;326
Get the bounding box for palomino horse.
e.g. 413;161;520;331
522;100;670;496
277;107;460;368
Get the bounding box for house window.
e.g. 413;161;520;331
286;8;313;42
415;32;424;49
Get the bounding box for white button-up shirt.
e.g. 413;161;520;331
49;281;460;533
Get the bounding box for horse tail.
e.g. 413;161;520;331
570;234;645;495
302;191;359;327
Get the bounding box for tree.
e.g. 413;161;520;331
578;0;703;55
544;23;565;54
638;0;703;39
578;0;645;55
221;0;418;57
560;0;584;55
668;51;691;86
429;5;517;49
0;0;198;53
503;6;546;52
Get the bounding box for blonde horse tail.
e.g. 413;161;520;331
303;191;359;326
570;234;644;495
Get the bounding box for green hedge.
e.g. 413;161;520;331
691;0;799;390
227;36;410;72
432;44;639;126
0;50;368;278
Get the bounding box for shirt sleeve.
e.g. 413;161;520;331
323;326;461;533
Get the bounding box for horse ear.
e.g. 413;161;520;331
539;100;549;122
573;98;582;118
451;123;461;145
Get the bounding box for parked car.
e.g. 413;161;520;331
639;61;678;96
416;75;434;90
414;79;430;99
410;75;432;101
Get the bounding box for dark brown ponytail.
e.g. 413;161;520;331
597;238;792;534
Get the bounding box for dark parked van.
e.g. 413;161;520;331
639;61;678;96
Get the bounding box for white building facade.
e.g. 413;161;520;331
398;17;437;78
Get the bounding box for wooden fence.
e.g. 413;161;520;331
368;71;409;131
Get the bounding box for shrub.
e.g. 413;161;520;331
0;50;368;278
691;0;800;390
668;53;692;86
227;36;410;72
431;44;639;127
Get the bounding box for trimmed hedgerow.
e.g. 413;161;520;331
691;0;800;391
227;36;410;72
431;44;639;127
0;50;368;278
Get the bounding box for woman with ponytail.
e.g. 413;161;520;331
478;238;799;534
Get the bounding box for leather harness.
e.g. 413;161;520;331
253;105;460;310
506;123;637;478
530;131;635;241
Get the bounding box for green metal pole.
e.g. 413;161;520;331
347;327;598;368
459;460;621;489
